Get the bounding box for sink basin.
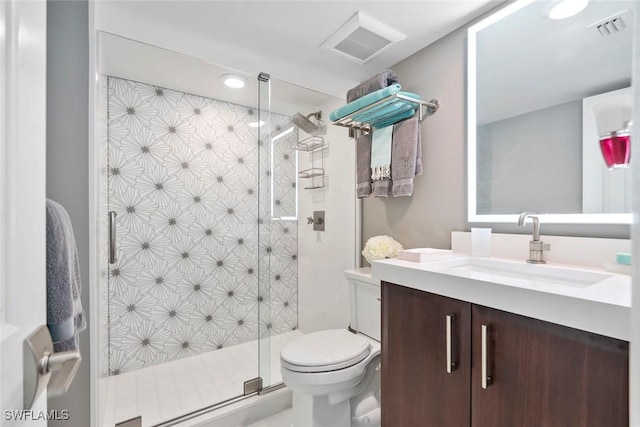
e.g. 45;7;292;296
431;257;613;289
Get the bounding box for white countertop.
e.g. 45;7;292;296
371;255;631;341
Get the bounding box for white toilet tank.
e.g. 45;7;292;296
344;268;381;342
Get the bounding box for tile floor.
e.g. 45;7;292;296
101;331;302;427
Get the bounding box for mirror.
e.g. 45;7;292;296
467;0;633;224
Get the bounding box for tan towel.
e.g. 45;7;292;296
391;117;422;197
356;133;372;198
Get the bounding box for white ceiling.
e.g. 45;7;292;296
96;0;503;99
475;0;633;124
99;32;333;116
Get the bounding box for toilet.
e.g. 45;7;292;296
280;268;381;427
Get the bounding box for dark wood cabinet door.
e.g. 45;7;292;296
382;282;472;427
471;305;629;427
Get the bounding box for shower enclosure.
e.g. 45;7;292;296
96;33;330;426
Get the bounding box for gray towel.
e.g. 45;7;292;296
347;69;399;103
46;199;86;352
372;178;390;198
391;117;422;197
356;133;372;198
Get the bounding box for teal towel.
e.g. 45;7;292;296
371;109;416;128
330;84;402;121
351;92;421;124
371;125;394;181
352;100;407;122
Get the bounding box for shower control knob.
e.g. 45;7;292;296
307;211;325;231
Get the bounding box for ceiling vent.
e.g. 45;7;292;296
587;10;631;38
320;12;406;64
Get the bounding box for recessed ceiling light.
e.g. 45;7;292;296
248;121;265;128
221;74;247;89
548;0;588;20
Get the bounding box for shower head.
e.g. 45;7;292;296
291;111;327;136
291;113;317;134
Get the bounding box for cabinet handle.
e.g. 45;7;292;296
109;211;117;264
481;324;493;389
446;314;456;373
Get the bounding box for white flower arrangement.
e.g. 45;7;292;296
362;235;403;263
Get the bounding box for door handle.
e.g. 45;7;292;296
446;314;457;373
109;211;117;264
23;326;82;409
45;349;83;398
481;324;493;389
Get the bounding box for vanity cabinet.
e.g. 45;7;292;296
381;282;629;427
471;304;629;426
381;282;471;426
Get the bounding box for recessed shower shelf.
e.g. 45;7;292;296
332;93;439;133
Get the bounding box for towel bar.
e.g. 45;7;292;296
332;93;439;134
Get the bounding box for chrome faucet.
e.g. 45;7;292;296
517;212;549;264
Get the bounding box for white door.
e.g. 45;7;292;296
0;0;48;425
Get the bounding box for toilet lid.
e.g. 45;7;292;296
281;329;371;372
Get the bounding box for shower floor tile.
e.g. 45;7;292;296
101;330;302;427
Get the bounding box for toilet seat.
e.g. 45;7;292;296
281;329;371;373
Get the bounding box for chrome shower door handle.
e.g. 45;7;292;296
446;314;456;373
109;211;117;264
481;324;493;389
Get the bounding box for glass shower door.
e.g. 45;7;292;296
257;74;301;392
257;72;273;391
102;63;264;425
99;34;303;427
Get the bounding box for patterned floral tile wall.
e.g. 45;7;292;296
102;77;298;376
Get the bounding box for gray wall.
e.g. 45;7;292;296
362;10;629;250
477;100;583;214
46;1;90;426
362;24;469;251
